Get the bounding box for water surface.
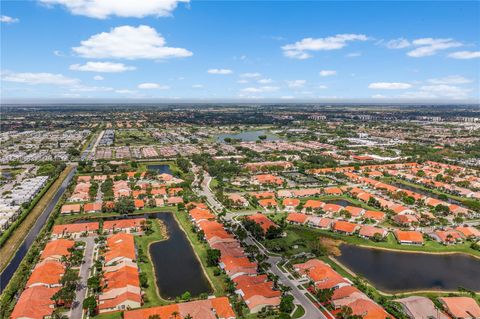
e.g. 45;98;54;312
337;244;480;292
147;164;172;175
217;130;280;143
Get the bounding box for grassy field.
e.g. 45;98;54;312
292;304;306;319
0;166;73;272
114;129;156;146
134;219;170;307
174;209;229;296
267;224;480;258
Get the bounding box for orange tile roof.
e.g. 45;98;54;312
394;230;423;243
134;199;145;208
26;260;64;287
324;187;343;195
167;196;183;204
52;222;99;235
104;233;136;263
83;202;102;212
439;297;480;318
333;221;359;233
359;225;386;238
344;206;364;216
363;210;385;221
103;265;140;291
258;198;278;207
287;213;308;224
40;239;75;261
455;226;480;238
189;207;215;221
11;286;59;319
283;198;300;207
99;291;142;311
246;213;277;233
103;218;146;231
304;200;325;209
323;203;343;213
60;203;81;213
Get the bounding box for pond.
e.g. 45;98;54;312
216;130;280;143
389;181;465;206
325;199;353;207
149;213;212;299
337;244;480;292
147;164;172;175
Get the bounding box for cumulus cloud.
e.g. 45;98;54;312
240;72;261;78
448;51;480;59
258;78;273;84
406;38;462;57
401;85;471;100
428;75;472;85
368;82;412;90
1;71;79;85
39;0;188;19
287;80;306;88
282;34;368;59
192;84;203;88
319;70;337;77
208;69;233;75
137;82;170;89
240;86;279;93
93;75;104;81
73;25;192;60
386;38;410;49
70;61;136;72
0;15;19;23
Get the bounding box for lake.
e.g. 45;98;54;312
325;199;353;207
149;213;212;299
147;164;172;175
337;244;480;292
217;130;280;143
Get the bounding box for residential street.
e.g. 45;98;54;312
69;236;96;319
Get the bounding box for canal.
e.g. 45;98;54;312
217;130;280;143
149;212;212;299
337;244;480;292
0;167;77;292
389;181;465;207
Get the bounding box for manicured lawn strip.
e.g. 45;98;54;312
134;219;169;307
174;209;228;296
292;304;306;319
0;166;73;272
93;311;123;319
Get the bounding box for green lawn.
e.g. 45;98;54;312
134;219;170;307
93;311;122;319
292;304;306;319
174;210;228;296
263;224;480;258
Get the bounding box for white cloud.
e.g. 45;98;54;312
318;85;328;89
39;0;188;19
448;51;480;59
93;75;104;81
237;79;248;84
402;85;471;100
372;94;387;99
115;89;137;94
258;78;273;84
70;85;113;92
1;71;79;85
240;72;261;78
282;34;368;59
407;38;462;57
368;82;412;90
386;38;410;49
192;84;203;88
428;75;472;85
73;25;192;60
241;86;279;93
287;80;306;88
319;70;336;77
346;52;361;57
208;68;233;75
70;61;136;73
0;15;19;23
138;82;170;90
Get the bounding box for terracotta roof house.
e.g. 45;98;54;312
303;200;325;212
189;207;215;224
324;187;343;195
393;214;419;226
292;188;322;197
154;198;164;207
83;202;102;213
26;260;65;288
323;203;343;213
253;174;283;186
439;297;480;319
294;259;351;290
11;286;60;319
246;213;278;233
250;191;275;199
333;221;359;234
363;210;386;221
51;222;99;239
307;216;334;229
104;233;136;266
211;241;245;258
277;189;293;198
228;193;249;207
344;206;365;217
123;297;236;319
133;199;145;209
432;229;464;245
60;203;81;214
234;275;281;313
40;239;75;262
391;204;415;215
359;225;387;239
283;198;300;211
394;230;424;245
150;187;167;196
455;226;480;239
166;196;184;205
287;213;308;225
103;218;146;233
258;198;278;210
220;256;257;279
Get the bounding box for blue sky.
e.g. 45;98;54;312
1;0;479;102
